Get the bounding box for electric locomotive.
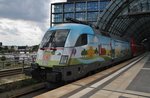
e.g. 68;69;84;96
25;22;140;82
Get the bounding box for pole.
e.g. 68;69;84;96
22;57;24;73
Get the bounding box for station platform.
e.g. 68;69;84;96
34;53;150;98
0;74;29;85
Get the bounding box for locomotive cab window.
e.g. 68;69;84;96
75;34;87;46
40;29;69;48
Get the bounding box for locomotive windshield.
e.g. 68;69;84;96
40;29;69;48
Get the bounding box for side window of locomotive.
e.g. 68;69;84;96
75;34;87;46
88;34;98;44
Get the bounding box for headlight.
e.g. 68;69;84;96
59;55;68;64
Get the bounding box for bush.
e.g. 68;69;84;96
1;56;6;61
5;63;11;66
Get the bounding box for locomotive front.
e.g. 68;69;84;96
37;29;69;67
25;23;94;82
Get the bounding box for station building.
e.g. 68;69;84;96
50;0;111;27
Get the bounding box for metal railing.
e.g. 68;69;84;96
0;57;34;70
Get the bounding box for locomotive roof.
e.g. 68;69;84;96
48;23;129;42
49;23;94;35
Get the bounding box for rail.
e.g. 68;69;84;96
0;81;47;98
0;67;29;77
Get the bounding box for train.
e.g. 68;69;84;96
25;22;144;82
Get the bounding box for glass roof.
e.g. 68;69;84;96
96;0;150;43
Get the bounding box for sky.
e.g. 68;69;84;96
0;0;50;46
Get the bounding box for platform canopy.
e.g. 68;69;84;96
96;0;150;44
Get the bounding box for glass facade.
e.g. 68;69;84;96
52;14;63;22
52;4;63;13
64;3;75;12
99;1;110;11
76;2;86;11
87;2;98;11
87;12;98;21
76;13;86;21
51;0;111;26
64;13;74;21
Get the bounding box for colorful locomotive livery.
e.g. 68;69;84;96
25;23;142;82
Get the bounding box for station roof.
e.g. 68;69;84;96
96;0;150;44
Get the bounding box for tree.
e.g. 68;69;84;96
11;46;15;52
4;46;8;53
8;46;15;53
0;47;3;52
87;46;95;58
81;49;87;57
1;56;6;68
32;45;39;52
1;56;6;61
95;48;99;55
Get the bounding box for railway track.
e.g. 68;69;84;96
0;67;29;77
0;82;47;98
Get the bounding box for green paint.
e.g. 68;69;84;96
69;58;80;65
48;60;59;66
80;56;99;60
100;55;112;61
36;59;67;67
